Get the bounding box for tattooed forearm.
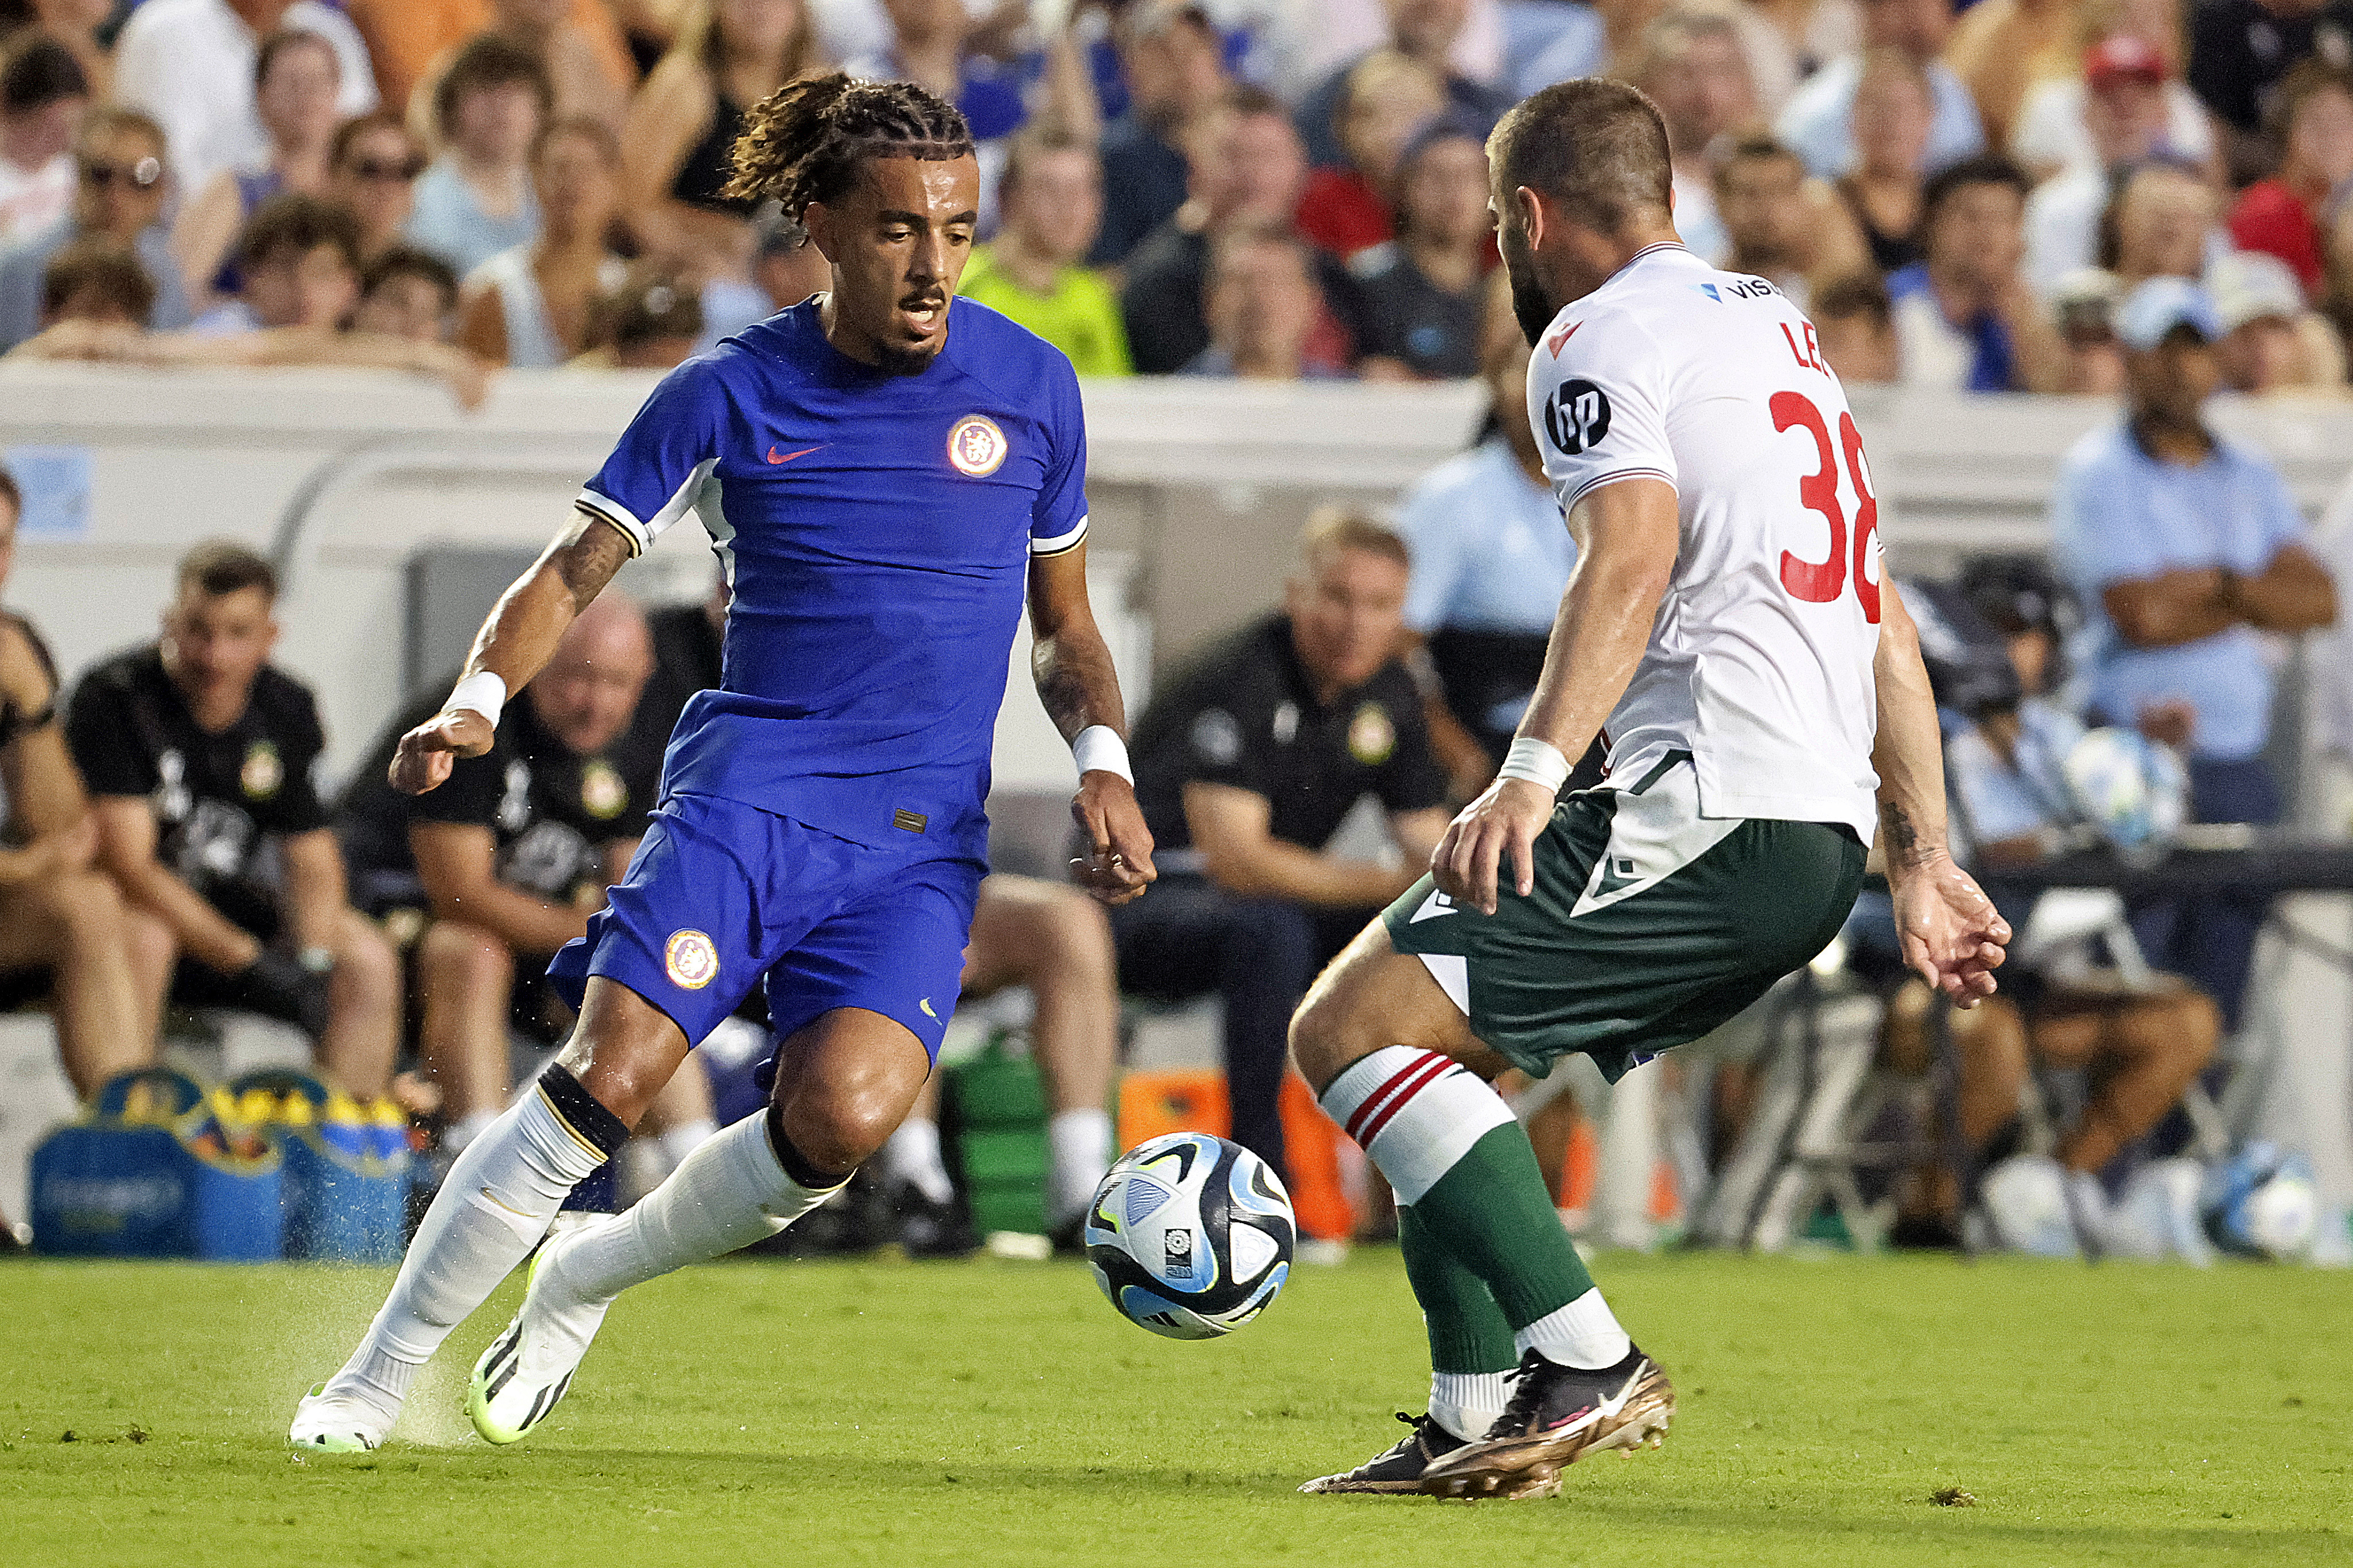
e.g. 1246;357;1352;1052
1878;801;1941;869
1032;627;1125;742
556;512;633;613
464;511;632;690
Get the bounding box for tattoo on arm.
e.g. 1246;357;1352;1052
555;512;634;614
1880;801;1932;869
1032;629;1123;741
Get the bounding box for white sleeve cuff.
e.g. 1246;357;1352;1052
1030;515;1088;556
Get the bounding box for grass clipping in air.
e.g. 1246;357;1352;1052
1;1252;2344;1568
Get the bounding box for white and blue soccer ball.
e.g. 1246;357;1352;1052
2062;726;2188;851
1085;1132;1295;1340
2201;1142;2319;1261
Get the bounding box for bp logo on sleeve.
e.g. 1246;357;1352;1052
1543;379;1612;455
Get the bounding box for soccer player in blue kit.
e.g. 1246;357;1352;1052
290;75;1156;1453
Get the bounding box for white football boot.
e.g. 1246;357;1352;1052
466;1231;612;1445
289;1380;398;1453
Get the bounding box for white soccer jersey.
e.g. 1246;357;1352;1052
1525;241;1882;841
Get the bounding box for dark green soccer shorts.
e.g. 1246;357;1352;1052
1383;755;1865;1082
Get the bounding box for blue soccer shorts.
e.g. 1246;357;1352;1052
546;791;984;1061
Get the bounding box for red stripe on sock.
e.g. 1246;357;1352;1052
1343;1050;1448;1142
1355;1055;1457;1149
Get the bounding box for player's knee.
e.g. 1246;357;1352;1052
331;916;399;1006
1288;984;1358;1093
2141;990;2221;1073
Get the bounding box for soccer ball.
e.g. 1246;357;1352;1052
1084;1132;1295;1340
2061;726;2187;851
2201;1142;2319;1260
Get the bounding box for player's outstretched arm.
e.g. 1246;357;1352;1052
1434;477;1678;914
390;512;633;796
1873;578;2010;1006
1028;544;1155;905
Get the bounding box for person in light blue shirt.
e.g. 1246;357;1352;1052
2051;275;2338;1025
1392;278;1573;764
1774;0;1983;179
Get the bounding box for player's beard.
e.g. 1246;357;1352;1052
1501;243;1556;348
874;340;942;376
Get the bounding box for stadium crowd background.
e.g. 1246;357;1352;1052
1;0;2352;1264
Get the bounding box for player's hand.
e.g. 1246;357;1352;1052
1432;776;1554;915
389;710;494;795
1890;852;2010;1007
1069;772;1156;905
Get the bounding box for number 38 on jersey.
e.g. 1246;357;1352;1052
1771;390;1881;626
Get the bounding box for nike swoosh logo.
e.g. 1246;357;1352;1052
1410;888;1457;923
766;444;823;464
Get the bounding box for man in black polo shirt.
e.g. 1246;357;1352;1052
341;594;712;1169
1119;511;1450;1186
65;541;400;1098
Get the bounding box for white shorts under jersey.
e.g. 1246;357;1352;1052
1527;241;1882;841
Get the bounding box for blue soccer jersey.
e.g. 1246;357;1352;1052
575;295;1089;859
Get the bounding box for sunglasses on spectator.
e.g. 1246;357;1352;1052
346;156;426;182
79;157;162;189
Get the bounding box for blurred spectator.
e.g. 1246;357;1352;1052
2051;266;2128;393
37;236;153;327
1114;509;1450;1187
2051;277;2337;1027
338;596;709;1167
1877;554;2220;1250
752;219;828;309
2207;246;2346;392
2100;158;2220;290
329;111;428;264
624;0;818;277
1830;48;1933;273
349;0;635;120
1392;273;1574;776
65;541;401;1100
1181;224;1348;379
1713;135;1866;306
957;128;1131;376
0;462;159;1100
5;0;116;100
459;116;627;367
571;264;705;367
399;0;633;139
1091;0;1228;268
1119;85;1352;375
2022;38;2179;298
197;192;362;333
1629;9;1760;266
407;33;550;277
1342;112;1487;380
1888;153;2069;391
1776;0;1983;179
115;1;378;198
1296;48;1443;260
1294;0;1511;170
1944;0;2074;151
1812;269;1901;381
1744;0;1866;106
354;243;460;341
2227;61;2353;297
171;28;342;308
2012;14;2216;182
2189;0;2353;183
0;107;188;349
0;37;83;247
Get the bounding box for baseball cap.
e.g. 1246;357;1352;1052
2205;250;2304;330
2086;34;2166;92
2113;275;2222;351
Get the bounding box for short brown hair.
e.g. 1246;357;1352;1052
254;26;337;93
433;34;553;141
176;541;278;604
533;112;621;168
2273;59;2353;140
40;239;156;322
1489;78;1672;237
1000;126;1096;196
361;243;458;310
1299;507;1412;575
77;104;166;161
235;192;362;275
330;108;416;170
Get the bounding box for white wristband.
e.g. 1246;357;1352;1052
445;671;507;728
1496;737;1570;794
1071;725;1132;784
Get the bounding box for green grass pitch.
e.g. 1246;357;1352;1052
2;1251;2347;1567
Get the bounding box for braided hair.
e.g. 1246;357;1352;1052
725;73;974;223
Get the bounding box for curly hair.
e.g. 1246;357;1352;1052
725;73;974;223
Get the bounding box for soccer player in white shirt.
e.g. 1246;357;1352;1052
1290;79;2009;1501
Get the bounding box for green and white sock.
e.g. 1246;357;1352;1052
1400;1204;1517;1439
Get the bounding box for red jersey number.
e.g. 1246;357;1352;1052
1770;390;1882;625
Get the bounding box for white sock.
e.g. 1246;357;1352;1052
547;1114;843;1306
1516;1286;1632;1370
323;1083;612;1413
657;1117;718;1170
1429;1370;1511;1442
1046;1108;1112;1224
881;1117;955;1205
